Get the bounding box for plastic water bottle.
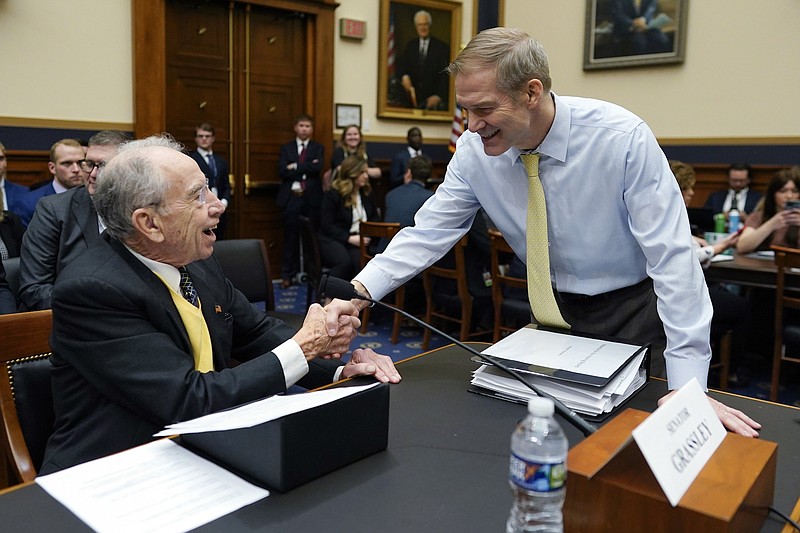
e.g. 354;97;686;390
506;397;568;533
728;206;740;234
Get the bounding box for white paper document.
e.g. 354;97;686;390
35;439;269;533
471;327;647;416
156;382;380;436
481;326;645;381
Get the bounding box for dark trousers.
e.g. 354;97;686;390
280;196;320;280
318;238;360;281
554;278;667;379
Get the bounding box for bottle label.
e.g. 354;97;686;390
509;453;566;492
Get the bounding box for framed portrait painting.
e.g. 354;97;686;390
584;0;689;70
378;0;462;121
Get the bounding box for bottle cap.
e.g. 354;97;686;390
527;396;555;417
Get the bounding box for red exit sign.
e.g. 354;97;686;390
340;18;366;40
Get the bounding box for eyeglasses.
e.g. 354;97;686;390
79;160;106;173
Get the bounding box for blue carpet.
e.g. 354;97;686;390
274;282;799;408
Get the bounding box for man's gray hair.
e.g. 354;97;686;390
94;135;184;240
88;130;131;147
446;27;552;94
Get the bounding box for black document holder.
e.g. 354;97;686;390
180;382;389;492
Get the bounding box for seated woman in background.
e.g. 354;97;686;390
737;166;800;253
329;125;382;183
318;155;379;280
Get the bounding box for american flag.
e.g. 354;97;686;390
387;10;396;77
448;104;465;153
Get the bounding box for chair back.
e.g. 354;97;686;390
489;229;530;341
0;310;54;485
422;235;491;349
298;215;327;307
213;239;275;310
358;222;404;343
359;221;401;268
770;245;800;401
3;256;21;307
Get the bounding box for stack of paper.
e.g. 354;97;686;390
470;327;648;418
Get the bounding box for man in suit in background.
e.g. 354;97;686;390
18;131;129;310
277;114;324;288
397;10;450;111
39;135;399;474
389;127;424;189
19;138;85;226
188;123;231;239
0;142;31;224
704;163;761;217
380;155;434;253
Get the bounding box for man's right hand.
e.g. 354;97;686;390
292;302;360;361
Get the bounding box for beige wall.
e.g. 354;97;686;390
0;0;133;128
1;0;798;142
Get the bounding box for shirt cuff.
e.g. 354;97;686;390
273;339;309;388
665;357;710;391
333;365;345;382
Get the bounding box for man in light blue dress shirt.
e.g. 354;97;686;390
350;27;759;437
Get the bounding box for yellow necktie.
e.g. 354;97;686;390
521;153;570;329
156;273;215;372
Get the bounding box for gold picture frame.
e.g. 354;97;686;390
584;0;688;71
378;0;462;122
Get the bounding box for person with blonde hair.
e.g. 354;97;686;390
318;155;379;280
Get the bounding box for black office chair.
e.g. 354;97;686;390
212;239;304;331
2;256;20;308
0;310;54;487
298;216;330;308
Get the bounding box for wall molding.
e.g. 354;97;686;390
0;116;132;131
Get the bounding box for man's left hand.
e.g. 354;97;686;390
658;391;761;437
341;348;402;384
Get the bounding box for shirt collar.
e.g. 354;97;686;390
506;92;568;165
196;147;212;157
52;179;69;194
125;244;181;294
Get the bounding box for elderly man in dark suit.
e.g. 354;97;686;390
39;135;399;474
397;10;450;110
188;122;231;239
18;131;130;310
277;114;325;288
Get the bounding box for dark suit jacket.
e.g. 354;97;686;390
3;179;30;224
40;235;342;473
18;186;102;311
318;190;379;245
380;181;433;252
277;140;325;209
0;211;25;258
188;150;231;204
18;181;56;227
389;148;416;188
704;189;762;215
0;260;15;313
397;35;450;109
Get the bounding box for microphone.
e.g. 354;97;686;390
319;275;597;436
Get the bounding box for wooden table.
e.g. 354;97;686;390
706;251;800;291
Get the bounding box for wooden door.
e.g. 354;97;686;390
136;0;336;279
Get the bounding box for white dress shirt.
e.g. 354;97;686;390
356;93;712;390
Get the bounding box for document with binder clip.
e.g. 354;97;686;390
469;326;649;420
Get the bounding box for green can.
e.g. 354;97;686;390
714;213;727;233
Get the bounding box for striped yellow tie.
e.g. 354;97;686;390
521;153;570;329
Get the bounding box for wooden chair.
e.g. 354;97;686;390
709;330;733;391
298;215;329;308
358;221;402;343
770;245;800;401
0;310;54;487
422;235;492;349
213;238;304;331
488;229;531;342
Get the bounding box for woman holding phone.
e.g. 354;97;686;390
737;166;800;253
